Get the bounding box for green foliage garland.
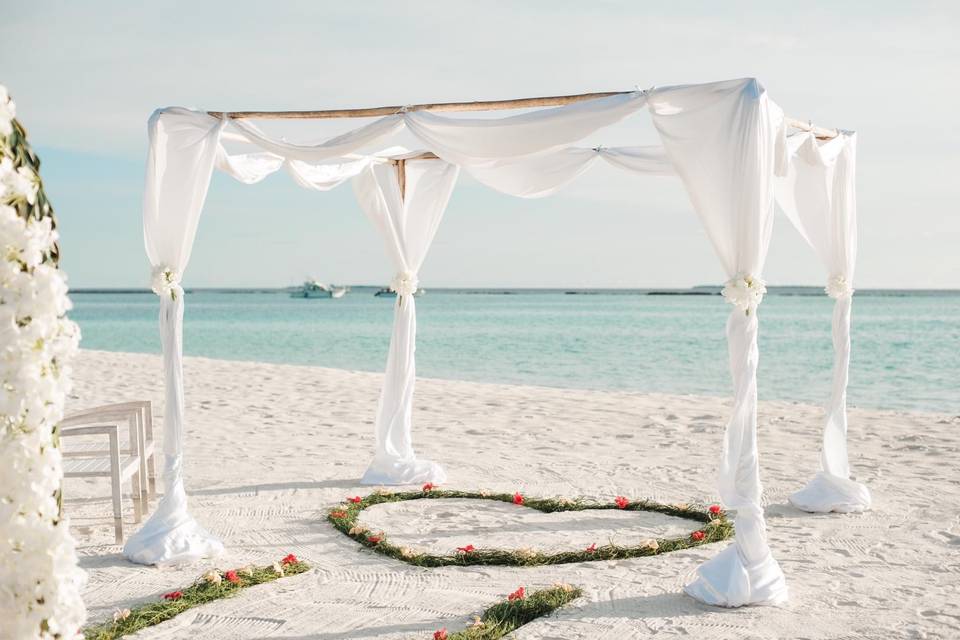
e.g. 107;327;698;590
82;557;310;640
328;488;732;567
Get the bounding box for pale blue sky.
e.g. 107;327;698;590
3;2;958;289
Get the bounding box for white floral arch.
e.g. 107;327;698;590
128;77;869;609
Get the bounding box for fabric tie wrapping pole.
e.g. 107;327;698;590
775;132;870;513
353;159;459;485
125;108;225;565
651;77;788;607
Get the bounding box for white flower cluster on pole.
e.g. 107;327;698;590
721;273;767;316
0;85;87;639
389;270;419;299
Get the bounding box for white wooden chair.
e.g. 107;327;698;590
62;401;157;504
60;402;156;544
61;424;142;544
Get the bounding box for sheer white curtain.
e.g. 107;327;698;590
775;132;870;513
129;95;653;563
650;78;789;607
125;108;226;565
353;160;459;485
403;91;647;167
464;145;674;198
129;110;406;564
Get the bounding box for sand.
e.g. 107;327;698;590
65;350;960;639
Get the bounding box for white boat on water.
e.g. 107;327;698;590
290;280;349;299
374;287;425;298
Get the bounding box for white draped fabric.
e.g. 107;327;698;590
353;160;459;484
465;146;674;198
650;78;789;607
402;91;648;167
125;108;226;565
775;132;871;513
130;92;647;564
131;81;855;611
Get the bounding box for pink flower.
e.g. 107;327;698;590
162;591;183;601
615;496;629;509
513;492;524;505
433;629;448;640
691;530;706;542
585;543;597;553
423;483;436;492
347;496;362;504
507;586;526;601
367;534;382;544
281;554;298;565
225;570;240;584
709;504;722;515
456;544;476;554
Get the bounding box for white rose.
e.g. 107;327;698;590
721;274;767;315
151;265;183;300
0;85;15;137
389;270;419;298
825;275;853;299
0;158;39;206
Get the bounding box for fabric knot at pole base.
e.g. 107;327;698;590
789;471;871;513
360;456;447;487
123;456;223;566
683;542;788;608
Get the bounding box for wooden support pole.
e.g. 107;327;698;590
207;91;626;121
208;90;839;139
396;158;406;201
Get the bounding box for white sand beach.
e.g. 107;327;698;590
67;350;960;639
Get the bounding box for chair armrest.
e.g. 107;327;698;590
63;401;149;426
60;424;120;438
63;405;146;456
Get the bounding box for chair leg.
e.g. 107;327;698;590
143;404;158;499
147;453;157;498
131;470;143;524
110;458;123;544
136;414;150;510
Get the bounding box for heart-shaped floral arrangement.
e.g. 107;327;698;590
328;486;732;566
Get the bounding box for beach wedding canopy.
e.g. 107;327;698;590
128;77;870;608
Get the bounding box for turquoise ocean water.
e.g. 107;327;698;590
70;288;959;413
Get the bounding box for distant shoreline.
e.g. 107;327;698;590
70;286;960;296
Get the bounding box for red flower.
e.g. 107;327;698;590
433;629;448;640
507;586;525;601
225;570;240;584
162;590;183;601
423;483;435;492
691;530;706;542
347;496;362;504
330;510;348;519
513;492;524;505
456;544;476;554
615;496;629;509
281;553;298;565
585;543;597;553
709;504;722;515
367;535;382;544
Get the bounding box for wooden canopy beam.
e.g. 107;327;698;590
207;89;839;139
